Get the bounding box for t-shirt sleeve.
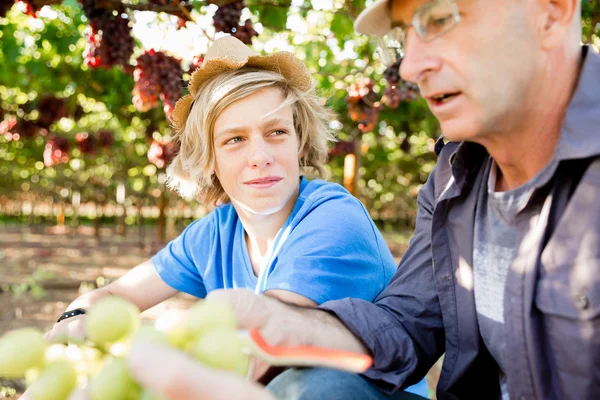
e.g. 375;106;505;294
151;218;211;298
264;190;395;305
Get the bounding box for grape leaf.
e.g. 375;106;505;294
331;13;354;42
255;4;289;31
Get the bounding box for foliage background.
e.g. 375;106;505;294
0;0;598;233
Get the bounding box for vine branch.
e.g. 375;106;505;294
95;0;193;14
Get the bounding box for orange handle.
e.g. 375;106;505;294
249;329;373;372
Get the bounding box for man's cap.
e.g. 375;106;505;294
354;0;393;36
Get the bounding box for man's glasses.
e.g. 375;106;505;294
377;0;461;67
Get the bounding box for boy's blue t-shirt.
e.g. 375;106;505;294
152;177;430;397
152;177;397;304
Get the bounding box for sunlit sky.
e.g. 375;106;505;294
128;0;358;64
22;0;364;71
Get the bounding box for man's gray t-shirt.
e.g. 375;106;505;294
473;159;556;398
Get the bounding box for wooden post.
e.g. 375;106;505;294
157;190;167;244
343;153;356;195
137;199;144;249
354;140;362;197
72;191;80;228
116;181;126;237
57;202;65;227
343;138;362;196
94;199;105;239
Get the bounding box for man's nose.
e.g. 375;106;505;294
399;30;442;84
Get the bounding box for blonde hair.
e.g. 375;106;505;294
167;68;336;205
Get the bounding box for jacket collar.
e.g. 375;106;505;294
556;46;600;161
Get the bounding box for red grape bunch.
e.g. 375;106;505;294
382;81;421;106
146;0;189;28
43;136;70;167
133;50;161;112
81;0;110;67
381;58;420;108
157;53;184;117
0;0;39;19
97;130;114;148
75;132;96;155
71;104;85;121
383;59;402;85
10;119;39;140
1;0;13;18
0;102;5;128
148;139;180;169
188;55;204;75
83;26;104;68
328;141;355;158
81;0;134;69
400;137;411;153
37;95;69;128
398;81;420;102
232;18;258;45
16;0;41;17
212;1;258;44
133;50;183;119
145;120;158;142
1;116;16;132
213;0;244;33
80;0;107;20
381;86;402;109
346;78;381;133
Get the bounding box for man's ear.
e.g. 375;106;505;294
536;0;579;50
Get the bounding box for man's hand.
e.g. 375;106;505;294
205;289;369;354
205;288;307;348
67;343;274;400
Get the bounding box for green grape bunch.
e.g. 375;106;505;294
0;297;250;400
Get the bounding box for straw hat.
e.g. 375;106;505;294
354;0;392;36
171;35;313;133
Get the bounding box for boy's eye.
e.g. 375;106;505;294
225;137;243;145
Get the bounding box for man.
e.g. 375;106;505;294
107;0;599;399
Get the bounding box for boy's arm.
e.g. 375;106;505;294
45;259;177;343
